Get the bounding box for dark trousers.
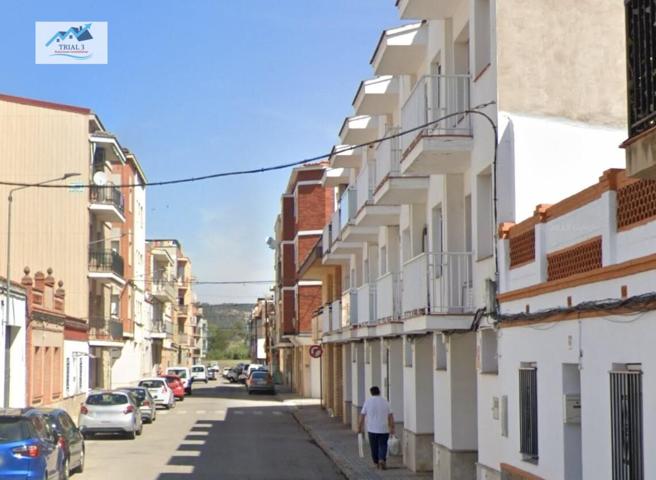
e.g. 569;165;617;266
368;432;389;464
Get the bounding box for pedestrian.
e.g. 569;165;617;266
357;386;395;470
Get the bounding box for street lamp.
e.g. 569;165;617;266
4;172;80;346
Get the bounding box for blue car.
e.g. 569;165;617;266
0;408;65;479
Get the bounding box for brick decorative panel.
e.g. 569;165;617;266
616;179;656;230
547;237;602;281
509;229;536;268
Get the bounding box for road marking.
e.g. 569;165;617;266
272;411;283;416
195;410;206;414
172;450;201;457
160;466;194;474
180;439;205;445
179;410;188;414
195;422;213;428
253;410;263;415
187;430;209;436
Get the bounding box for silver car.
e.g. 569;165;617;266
78;391;143;439
118;387;157;423
138;378;175;409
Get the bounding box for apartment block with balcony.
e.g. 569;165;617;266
270;164;333;398
312;0;630;478
110;150;151;387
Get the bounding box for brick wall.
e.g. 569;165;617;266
282;289;296;335
297;285;322;334
282;196;295;241
297;235;320;271
296;184;329;232
282;243;296;287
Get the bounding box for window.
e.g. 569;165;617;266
474;0;491;75
110;295;120;317
610;364;644;480
519;364;538;461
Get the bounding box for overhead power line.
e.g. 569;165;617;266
0;102;496;189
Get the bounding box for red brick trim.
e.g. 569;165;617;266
500;463;544;480
0;93;90;114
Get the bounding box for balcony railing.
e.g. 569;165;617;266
151;320;174;335
375;126;401;188
322;224;332;255
402;251;474;315
330;299;342;330
152;275;176;300
89;316;123;341
400;74;471;153
339;186;357;231
376;271;402;321
89;250;124;277
330;208;341;245
356;283;377;325
90;185;124;215
356;162;377;212
320;306;331;334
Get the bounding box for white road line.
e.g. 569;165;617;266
272;411;282;416
195;410;206;414
195;423;213;428
172;450;201;457
188;431;209;436
160;466;194;474
180;439;205;445
253;410;263;415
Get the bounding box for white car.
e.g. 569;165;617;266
166;367;193;394
191;364;208;383
138;378;175;409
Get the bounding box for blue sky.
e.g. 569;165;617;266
2;1;401;304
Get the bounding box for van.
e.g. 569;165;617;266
191;364;208;383
165;367;192;394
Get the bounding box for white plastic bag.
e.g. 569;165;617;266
357;433;365;458
388;434;401;456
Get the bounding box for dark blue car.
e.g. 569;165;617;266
0;409;64;479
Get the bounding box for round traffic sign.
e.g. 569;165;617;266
309;345;323;358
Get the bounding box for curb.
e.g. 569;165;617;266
291;408;379;480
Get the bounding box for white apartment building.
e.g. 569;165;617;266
318;1;629;479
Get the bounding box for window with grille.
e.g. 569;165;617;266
519;365;538;461
626;0;656;136
610;366;644;480
65;358;71;396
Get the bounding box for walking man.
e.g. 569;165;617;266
358;386;395;470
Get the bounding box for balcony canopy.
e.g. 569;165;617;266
329;145;362;169
370;23;427;76
396;0;459;20
339;115;379;145
353;76;399;116
322;167;350;187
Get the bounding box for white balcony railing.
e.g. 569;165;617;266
320;306;331;334
339;186;357;230
331;299;342;331
375;125;401;187
330;208;341;244
322;223;332;254
356;162;377;212
402;252;474;315
400;74;471;153
376;271;402;321
356;283;377;325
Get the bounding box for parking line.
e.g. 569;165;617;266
272;411;282;416
253;410;263;415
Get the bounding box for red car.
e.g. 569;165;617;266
160;374;185;400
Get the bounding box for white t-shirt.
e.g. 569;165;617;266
361;395;391;434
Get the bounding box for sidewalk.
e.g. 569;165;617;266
285;399;431;480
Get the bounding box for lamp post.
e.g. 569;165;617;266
3;172;79;407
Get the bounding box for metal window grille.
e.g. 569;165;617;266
519;367;538;459
626;0;656;136
65;358;71;395
610;370;644;480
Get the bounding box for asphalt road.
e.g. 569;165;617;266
76;380;344;480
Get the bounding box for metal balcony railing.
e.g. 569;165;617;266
402;251;474;315
89;249;124;277
89;316;123;341
376;271;402;321
90;185;125;215
152;275;176;299
330;209;341;245
376;126;401;187
401;74;471;153
339;186;357;230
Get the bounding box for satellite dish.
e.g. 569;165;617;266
93;171;108;186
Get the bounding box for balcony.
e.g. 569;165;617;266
400;74;473;175
376;272;402;322
353;76;399;116
88;250;125;285
150;320;174;339
339;116;379;145
322;167;349;187
88;316;124;344
329;145;362;169
152;276;176;302
341;289;358;326
356;283;377;325
176;333;189;346
402;252;474;332
396;0;459;19
89;185;125;223
320;306;331;335
371;23;427;75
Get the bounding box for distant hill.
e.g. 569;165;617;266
201;303;251;327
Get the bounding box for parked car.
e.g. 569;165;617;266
222;366;232;378
160;374;185;400
226;367;241;383
166;367;193;394
191;364;208;383
207;367;218;380
78;391;143;439
138;378;175;409
39;408;85;476
245;370;275;395
246;363;265;376
118;387;157;423
0;408;65;480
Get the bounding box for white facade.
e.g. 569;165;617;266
63;339;89;399
2;286;27;408
317;1;629;478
